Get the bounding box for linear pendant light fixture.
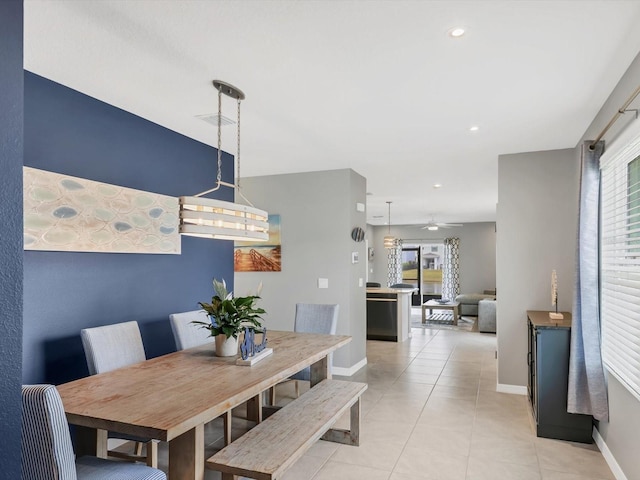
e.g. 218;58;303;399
383;201;396;248
179;80;269;241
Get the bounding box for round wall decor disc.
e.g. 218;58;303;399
351;227;365;242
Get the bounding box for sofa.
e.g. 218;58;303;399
455;293;496;316
478;299;497;333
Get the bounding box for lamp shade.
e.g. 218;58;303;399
179;196;268;241
383;235;396;248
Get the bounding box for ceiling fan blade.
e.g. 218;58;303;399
418;216;463;230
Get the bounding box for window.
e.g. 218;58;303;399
422;243;443;295
401;248;419;289
600;125;640;401
401;243;444;296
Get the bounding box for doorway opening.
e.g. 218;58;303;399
402;243;444;305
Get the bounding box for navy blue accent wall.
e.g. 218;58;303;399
23;72;234;384
0;0;24;476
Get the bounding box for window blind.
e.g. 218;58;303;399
600;122;640;402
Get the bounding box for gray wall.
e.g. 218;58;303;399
496;149;578;388
577;51;640;480
496;44;640;475
235;169;367;371
0;0;23;475
368;222;496;294
599;377;640;479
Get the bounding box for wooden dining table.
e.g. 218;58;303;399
57;330;351;480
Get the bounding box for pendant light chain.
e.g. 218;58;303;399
216;86;223;185
178;79;268;242
384;200;396;248
236;98;241;189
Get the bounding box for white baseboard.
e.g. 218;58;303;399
333;357;367;377
593;426;628;480
496;383;527;395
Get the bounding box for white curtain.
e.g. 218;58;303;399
568;140;608;421
442;237;460;300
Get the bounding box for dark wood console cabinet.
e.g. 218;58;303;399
527;310;592;443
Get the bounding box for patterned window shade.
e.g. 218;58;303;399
387;240;403;286
442;237;460;300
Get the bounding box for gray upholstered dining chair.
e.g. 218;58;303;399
271;303;339;403
169;310;214;351
21;384;166;480
80;321;159;467
169;310;232;444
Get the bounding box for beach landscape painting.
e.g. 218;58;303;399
234;214;281;272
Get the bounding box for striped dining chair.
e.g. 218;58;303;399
80;321;159;467
21;384;166;480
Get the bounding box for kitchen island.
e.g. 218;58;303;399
366;287;415;342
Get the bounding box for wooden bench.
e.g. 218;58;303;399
206;379;367;480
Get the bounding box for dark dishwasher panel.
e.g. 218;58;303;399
366;294;397;341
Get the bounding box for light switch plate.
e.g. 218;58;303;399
318;278;329;289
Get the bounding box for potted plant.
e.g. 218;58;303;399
193;278;265;356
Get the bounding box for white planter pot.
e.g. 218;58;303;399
215;334;239;357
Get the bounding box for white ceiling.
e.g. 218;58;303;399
24;0;640;226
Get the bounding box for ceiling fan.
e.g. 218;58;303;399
420;216;463;231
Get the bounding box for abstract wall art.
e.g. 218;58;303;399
23;167;180;254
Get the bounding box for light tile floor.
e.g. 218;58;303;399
156;319;614;480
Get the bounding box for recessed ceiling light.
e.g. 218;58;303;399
469;125;479;132
433;184;442;189
448;27;465;38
